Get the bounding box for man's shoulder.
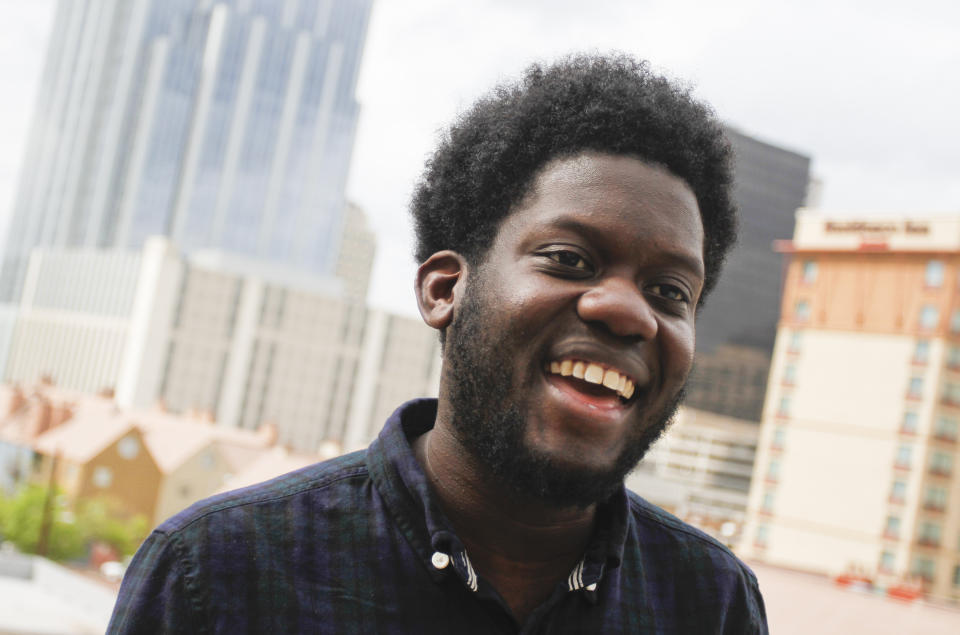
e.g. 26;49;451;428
623;489;757;582
155;448;371;535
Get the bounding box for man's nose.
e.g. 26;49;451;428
576;277;658;340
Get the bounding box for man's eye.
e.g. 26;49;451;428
546;251;590;270
649;283;688;303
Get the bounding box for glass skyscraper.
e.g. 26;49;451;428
0;0;373;302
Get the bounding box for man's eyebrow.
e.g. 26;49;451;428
540;216;705;277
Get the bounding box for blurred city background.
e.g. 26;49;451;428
0;0;958;632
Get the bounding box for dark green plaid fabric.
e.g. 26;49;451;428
109;398;767;634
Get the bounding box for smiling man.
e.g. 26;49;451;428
110;55;767;634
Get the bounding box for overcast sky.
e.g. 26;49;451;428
1;0;958;317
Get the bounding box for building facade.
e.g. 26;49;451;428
627;406;758;533
740;212;960;601
3;231;438;454
1;0;373;304
685;127;811;421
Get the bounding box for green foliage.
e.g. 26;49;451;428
0;484;149;561
75;497;149;557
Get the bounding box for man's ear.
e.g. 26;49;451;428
415;250;467;330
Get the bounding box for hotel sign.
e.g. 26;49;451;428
824;221;929;235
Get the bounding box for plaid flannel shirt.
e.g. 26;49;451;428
109;398;767;634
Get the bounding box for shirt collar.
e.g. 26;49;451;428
366;398;631;594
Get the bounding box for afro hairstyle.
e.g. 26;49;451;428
410;53;737;304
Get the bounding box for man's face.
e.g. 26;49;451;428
443;152;705;507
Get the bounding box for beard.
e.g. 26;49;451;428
444;282;685;509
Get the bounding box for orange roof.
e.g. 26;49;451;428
32;402;132;463
216;447;318;493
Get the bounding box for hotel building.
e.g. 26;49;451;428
740;211;960;601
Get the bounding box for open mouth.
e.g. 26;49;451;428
545;359;637;408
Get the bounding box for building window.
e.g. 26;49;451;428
930;451;953;476
766;460;781;482
755;525;769;547
777;396;791;417
925;260;944;287
924;486;947;512
901;411;918;434
919;522;942;547
92;466;113;489
772;427;786;449
913;557;936;582
895;445;912;469
920;305;939;330
949;346;960;368
788;331;802;353
951;310;960;334
913;340;930;364
761;492;775;512
880;551;896;572
889;480;907;503
795;300;811;323
953;565;960;587
935;417;959;441
117;435;140;460
783;364;797;385
884;516;901;538
802;260;818;284
907;377;923;398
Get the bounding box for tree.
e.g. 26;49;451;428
0;484;149;562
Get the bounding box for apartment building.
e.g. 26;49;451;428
740;212;960;601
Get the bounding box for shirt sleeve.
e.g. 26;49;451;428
108;529;205;634
723;566;769;635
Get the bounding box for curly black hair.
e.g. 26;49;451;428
411;53;737;303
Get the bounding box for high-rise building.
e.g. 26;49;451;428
685;127;811;421
740;212;960;601
0;0;373;304
3;232;439;454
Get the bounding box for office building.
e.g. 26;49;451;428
3;231;440;454
740;212;960;601
0;0;373;304
685;128;811;421
626;406;758;533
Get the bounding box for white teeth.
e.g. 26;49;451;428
584;363;604;384
602;369;620;390
547;358;638;401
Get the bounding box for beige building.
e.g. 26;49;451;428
740;211;960;601
3;205;440;454
627;407;758;538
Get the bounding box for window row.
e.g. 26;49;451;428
880;552;960;586
792;302;960;332
802;260;952;289
884;515;954;545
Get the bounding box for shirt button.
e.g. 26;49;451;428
431;551;451;569
585;583;597;591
